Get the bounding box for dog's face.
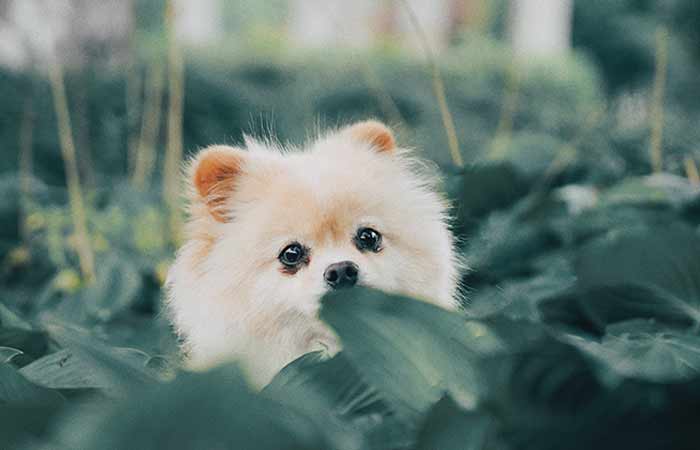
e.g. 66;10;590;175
167;121;458;372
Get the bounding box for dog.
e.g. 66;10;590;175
165;120;459;387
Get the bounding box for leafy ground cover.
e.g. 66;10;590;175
2;33;700;449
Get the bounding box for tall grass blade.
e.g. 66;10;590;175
399;0;463;167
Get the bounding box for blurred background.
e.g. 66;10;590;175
1;0;700;350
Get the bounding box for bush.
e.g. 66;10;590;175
2;34;700;450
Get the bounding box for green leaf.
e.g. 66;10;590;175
0;346;23;363
549;205;679;247
600;174;699;209
0;302;33;330
0;362;63;405
320;287;502;422
575;224;700;324
568;320;700;382
53;365;328;450
80;254;143;322
266;352;388;419
47;327;159;396
465;257;575;320
0;362;65;447
20;349;109;389
0;327;50;360
577;224;700;300
415;395;492;450
463;209;558;282
448;162;529;232
265;352;397;450
540;284;696;335
486;335;605;413
0;402;66;448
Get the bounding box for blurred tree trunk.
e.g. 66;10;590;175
509;0;572;57
0;0;131;70
173;0;222;47
288;0;376;49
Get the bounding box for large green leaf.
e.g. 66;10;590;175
20;349;112;390
47;327;159;396
540;284;695;335
266;352;388;419
0;362;63;405
543;225;700;333
447;162;529;235
52;365;328;450
265;352;402;450
320;287;502;422
465;256;575;321
0;363;64;445
575;224;700;311
463;208;559;283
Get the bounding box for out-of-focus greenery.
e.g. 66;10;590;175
2;5;700;448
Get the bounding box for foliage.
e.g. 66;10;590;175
3;139;700;449
2;23;700;450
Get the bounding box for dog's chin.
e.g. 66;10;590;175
305;326;340;357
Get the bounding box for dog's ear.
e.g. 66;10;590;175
344;120;396;153
189;145;245;222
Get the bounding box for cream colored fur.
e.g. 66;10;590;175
165;122;460;388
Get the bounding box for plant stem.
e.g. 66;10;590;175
399;0;463;168
649;27;668;173
163;0;185;242
684;156;700;186
131;62;164;189
126;0;142;178
19;95;34;242
489;60;521;159
48;62;96;282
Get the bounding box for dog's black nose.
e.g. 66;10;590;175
324;261;359;289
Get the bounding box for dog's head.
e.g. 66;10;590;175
169;121;458;334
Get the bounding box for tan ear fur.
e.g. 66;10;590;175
345;120;396;153
191;145;244;222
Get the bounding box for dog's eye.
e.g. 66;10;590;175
279;243;306;266
355;228;382;252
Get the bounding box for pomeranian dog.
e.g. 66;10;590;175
165;120;459;387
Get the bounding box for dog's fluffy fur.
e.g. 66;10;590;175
165;121;459;387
